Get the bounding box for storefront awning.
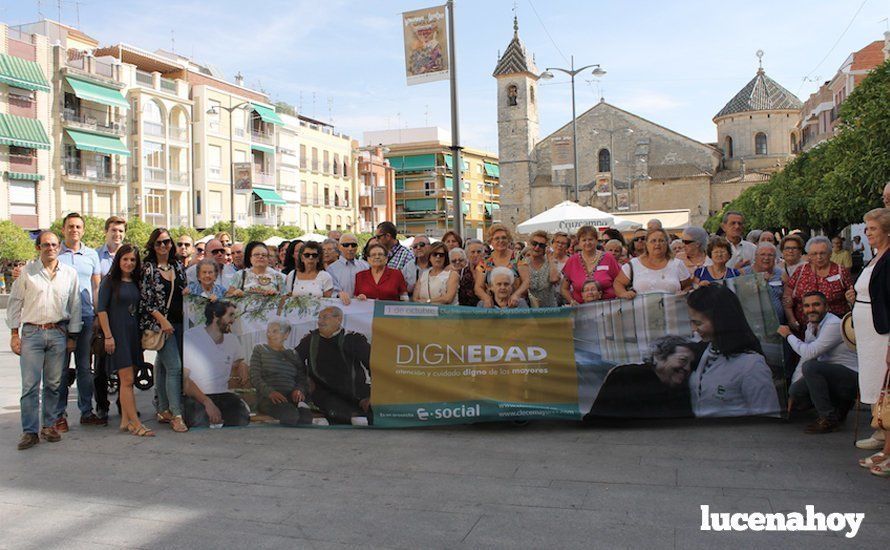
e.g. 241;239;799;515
5;171;45;181
0;113;51;149
250;103;283;126
65;76;129;109
0;53;50;92
250;143;276;155
65;129;130;156
252;188;286;205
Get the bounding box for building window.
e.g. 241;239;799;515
507;84;518;106
323;151;330;173
208;145;222;178
724;136;733;158
195;190;201;215
598;148;611;173
530;85;535;104
790;133;797;153
324;186;330;206
424;181;435;196
300;144;307;169
344;188;349;206
333;153;340;175
755;132;767;155
311;148;319;171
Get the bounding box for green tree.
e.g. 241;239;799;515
169;226;202;242
243;225;276;243
0;221;37;262
276;225;304;239
124;217;155;249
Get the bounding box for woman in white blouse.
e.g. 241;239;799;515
613;228;692;299
413;242;458;304
286;241;333;297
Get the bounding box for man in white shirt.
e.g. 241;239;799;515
183;300;249;427
7;231;82;450
403;235;431;293
327;233;369;305
778;291;858;434
721;211;756;270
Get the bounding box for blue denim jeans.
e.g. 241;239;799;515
20;325;66;434
155;323;183;417
56;316;95;419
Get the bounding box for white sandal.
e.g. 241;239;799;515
858;452;887;468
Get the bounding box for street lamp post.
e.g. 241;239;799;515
540;58;606;202
208;101;251;237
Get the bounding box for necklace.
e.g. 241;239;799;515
157;264;173;272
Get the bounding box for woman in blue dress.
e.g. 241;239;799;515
96;244;153;436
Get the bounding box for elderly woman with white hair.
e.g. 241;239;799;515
744;242;786;323
477;267;529;309
679;226;712;272
783;235;853;333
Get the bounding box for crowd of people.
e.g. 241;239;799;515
6;190;890;478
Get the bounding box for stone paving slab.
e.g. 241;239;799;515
0;316;887;549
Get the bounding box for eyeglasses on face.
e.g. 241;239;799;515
155;239;173;247
39;242;60;249
176;242;192;248
251;253;268;258
412;242;428;249
196;247;205;253
531;241;547;249
341;242;358;248
302;253;319;258
682;239;697;245
209;248;225;255
368;253;387;259
431;252;446;258
633;237;646;242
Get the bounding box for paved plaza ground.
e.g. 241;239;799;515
0;312;887;549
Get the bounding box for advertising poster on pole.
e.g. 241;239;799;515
403;5;449;86
233;162;252;193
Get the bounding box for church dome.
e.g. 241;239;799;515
714;68;802;120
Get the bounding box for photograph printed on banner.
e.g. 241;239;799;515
183;294;375;428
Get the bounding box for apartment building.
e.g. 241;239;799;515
363;127;501;239
297;115;357;232
95;44;193;228
0;23;52;230
277;112;301;226
355;146;395;232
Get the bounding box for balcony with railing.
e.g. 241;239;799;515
62;106;126;136
160;77;177;93
170;171;190;187
143;120;164;138
135;70;153;86
63;157;125;185
253;171;275;187
143;166;165;184
251;129;275;145
251;212;277;226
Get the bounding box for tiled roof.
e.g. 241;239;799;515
648;163;712;179
714;69;802;119
492;19;538;77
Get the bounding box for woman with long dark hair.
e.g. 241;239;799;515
97;244;152;436
280;239;304;276
686;285;779;418
140;228;188;433
286;241;334;297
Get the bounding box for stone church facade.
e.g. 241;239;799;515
494;20;802;231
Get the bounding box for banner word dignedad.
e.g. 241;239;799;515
183;274;784;429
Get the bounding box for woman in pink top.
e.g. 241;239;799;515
560;225;622;305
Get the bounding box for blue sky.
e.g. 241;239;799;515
4;0;888;151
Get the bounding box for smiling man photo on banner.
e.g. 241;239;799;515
296;305;372;425
183;300;250;428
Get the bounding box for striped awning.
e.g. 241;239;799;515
0;113;51;149
5;171;45;181
0;53;50;92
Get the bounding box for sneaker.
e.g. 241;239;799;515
311;417;330;426
856;431;886;450
80;413;107;426
53;417;69;433
39;427;61;442
804;417;839;434
17;433;39;450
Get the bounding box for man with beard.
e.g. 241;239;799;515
183;300;249;427
296;306;371;425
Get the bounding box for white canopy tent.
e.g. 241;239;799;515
298;232;329;243
517;201;641;234
263;236;286;247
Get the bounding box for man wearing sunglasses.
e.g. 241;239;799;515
327;233;369;305
403;235;431;293
186;238;236;287
175;236;195;268
630;229;648;258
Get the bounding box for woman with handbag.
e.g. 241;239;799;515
96;244;152;436
847;208;890;477
140;228;188;433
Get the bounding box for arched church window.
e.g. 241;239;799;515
507;84;518;106
724;136;733;158
790;133;798;153
598;148;611;173
529;85;535;104
755;132;768;155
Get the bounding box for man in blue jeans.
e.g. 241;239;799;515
55;213;104;429
7;231;82;450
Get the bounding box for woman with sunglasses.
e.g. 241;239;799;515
679;227;712;272
97;244;152;436
228;241;285;297
560;226;621;305
525;230;559;308
413;242;458;305
140;228;188;433
285;242;333;297
474;224;530;308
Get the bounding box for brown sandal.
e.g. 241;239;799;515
156;411;173;423
170;415;188;433
127;421;155;437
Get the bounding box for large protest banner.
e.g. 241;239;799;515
370;303;578;427
182;274;783;429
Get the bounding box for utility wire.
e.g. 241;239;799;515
525;0;570;65
797;0;869;94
